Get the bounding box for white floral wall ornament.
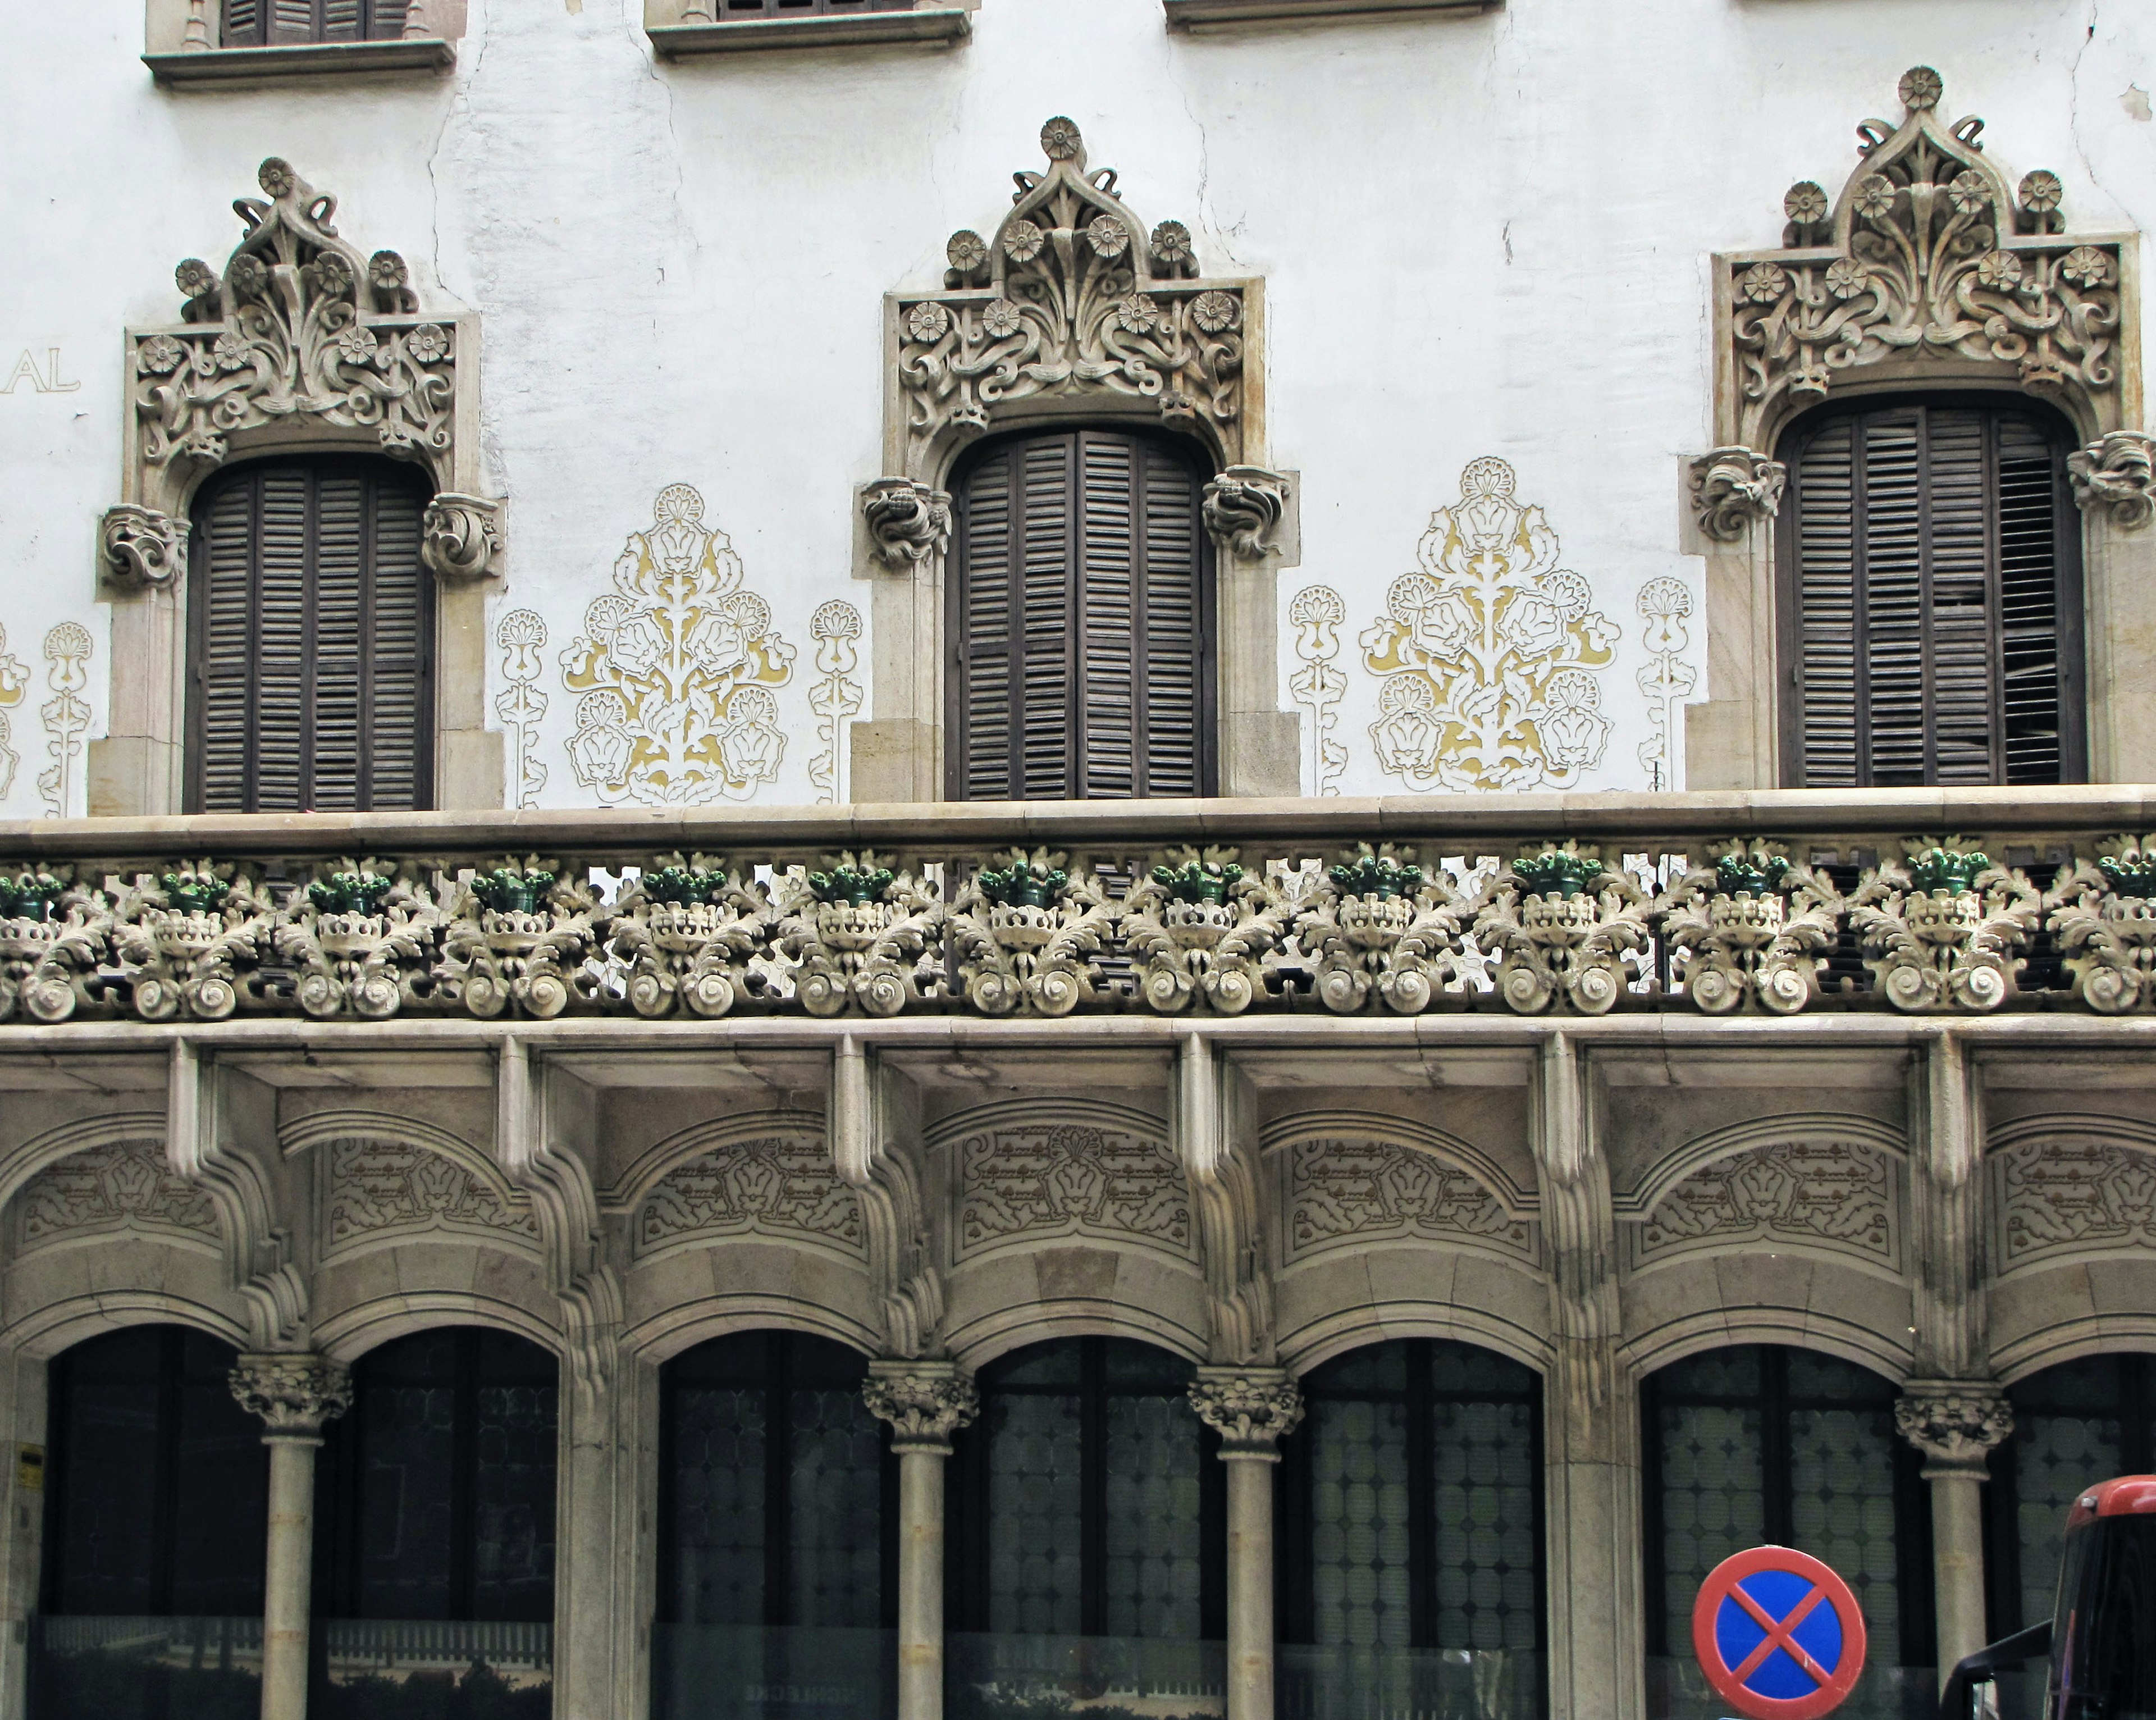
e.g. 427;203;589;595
808;600;864;805
495;608;549;810
0;624;28;797
1360;458;1619;791
559;483;794;805
1287;585;1347;796
1636;576;1698;791
36;623;92;818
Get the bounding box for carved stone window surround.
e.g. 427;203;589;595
144;0;463;80
643;0;974;57
1685;66;2154;790
1163;0;1498;30
856;117;1300;803
100;156;501;819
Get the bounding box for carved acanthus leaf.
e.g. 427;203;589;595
863;1361;979;1453
1189;1367;1304;1455
420;493;505;579
1894;1383;2013;1477
862;478;953;569
229;1353;352;1439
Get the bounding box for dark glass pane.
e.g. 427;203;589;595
2013;1358;2132;1633
1304;1342;1410;1397
670;1383;768;1625
1309;1397;1412;1647
985;1389;1083;1634
473;1379;557;1621
1103;1338;1193;1395
354;1370;457;1618
1431;1398;1538;1652
1660;1347;1762;1399
985;1343;1083;1391
50;1329;165;1614
1429;1341;1537;1399
1785;1351;1894;1404
788;1386;883;1628
1657;1400;1765;1652
1789;1404;1901;1646
1102;1391;1203;1637
170;1332;270;1616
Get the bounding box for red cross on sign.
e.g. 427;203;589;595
1692;1546;1868;1720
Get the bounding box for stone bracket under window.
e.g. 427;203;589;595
643;1;973;57
1163;0;1497;30
143;0;463;81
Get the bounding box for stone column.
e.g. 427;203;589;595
1896;1384;2013;1688
1189;1368;1304;1720
864;1361;980;1720
229;1354;353;1720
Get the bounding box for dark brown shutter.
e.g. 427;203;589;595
1784;400;2082;788
221;0;265;45
716;0;912;16
951;430;1213;801
268;0;317;40
188;459;433;814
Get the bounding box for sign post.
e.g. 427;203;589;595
1692;1545;1869;1720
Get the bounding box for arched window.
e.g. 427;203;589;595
1642;1345;1931;1704
1276;1339;1544;1712
1779;397;2084;788
219;0;412;44
186;456;434;813
1987;1353;2156;1637
948;429;1214;801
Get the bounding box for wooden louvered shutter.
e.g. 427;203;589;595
189;459;433;813
1783;400;2082;788
221;0;266;45
951;430;1213;801
267;0;318;42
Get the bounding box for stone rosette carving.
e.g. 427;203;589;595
435;857;599;1019
955;1119;1191;1260
99;504;189;589
862;478;952;569
1725;69;2124;450
419;492;504;579
863;1361;980;1453
773;851;943;1018
1849;841;2040;1014
1283;1137;1529;1262
1119;847;1290;1015
1638;1139;1895;1266
15;1138;218;1252
951;847;1118;1016
636;1136;861;1258
1287;585;1347;795
111;861;276;1022
2067;432;2156;531
325;1136;537;1252
1655;841;1842;1015
133;159;458;510
1189;1367;1304;1456
275;859;445;1020
1294;845;1469;1015
1201;466;1289;561
1475;842;1649;1016
895;119;1246;475
1997;1135;2156;1265
0;867;105;1024
607;854;769;1019
560;483;794;806
1363;458;1618;792
1894;1384;2013;1479
1688;449;1786;542
229;1353;353;1439
2048;836;2156;1012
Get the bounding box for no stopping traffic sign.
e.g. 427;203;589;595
1691;1545;1868;1720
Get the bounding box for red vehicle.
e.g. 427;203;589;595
1941;1476;2156;1720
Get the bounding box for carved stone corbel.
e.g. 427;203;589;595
862;478;952;571
1894;1383;2013;1477
2068;431;2156;531
1175;1034;1273;1364
100;504;189;590
1200;466;1290;562
229;1352;353;1439
832;1035;944;1357
420;492;505;579
863;1359;980;1454
1689;447;1787;542
1188;1367;1304;1457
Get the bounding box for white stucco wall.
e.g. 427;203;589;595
0;0;2150;812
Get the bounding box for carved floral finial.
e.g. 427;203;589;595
1897;66;1943;112
1039;116;1084;163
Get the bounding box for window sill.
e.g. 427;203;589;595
143;38;455;83
648;9;971;56
1164;0;1497;29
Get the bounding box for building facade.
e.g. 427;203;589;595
1;2;2155;1718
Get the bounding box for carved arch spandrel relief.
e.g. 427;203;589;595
1989;1113;2156;1277
1259;1111;1540;1270
281;1111;541;1261
602;1114;865;1267
3;1119;218;1258
1615;1114;1907;1279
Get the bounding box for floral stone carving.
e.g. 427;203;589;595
954;1120;1191;1259
864;1362;980;1453
325;1137;537;1252
275;860;444;1020
895;118;1246;474
1295;846;1469;1015
1119;847;1290;1015
1655;842;1842;1014
1189;1368;1304;1455
229;1353;352;1438
1201;467;1289;560
436;858;599;1019
1997;1135;2156;1265
862;478;952;569
1638;1139;1895;1266
1474;843;1649;1015
419;492;505;580
2049;837;2156;1012
1283;1137;1529;1261
951;848;1118;1016
16;1139;219;1252
0;868;104;1024
495;609;549;810
1894;1385;2013;1477
1724;68;2124;450
2067;431;2156;531
111;863;276;1021
99;504;189;588
609;855;769;1019
1849;841;2040;1013
133;160;458;510
560;483;794;805
1362;458;1618;792
774;852;943;1018
637;1136;861;1257
0;624;25;797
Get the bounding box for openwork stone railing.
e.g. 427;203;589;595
1;793;2153;1024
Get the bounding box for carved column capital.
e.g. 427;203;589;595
230;1352;353;1441
1894;1380;2013;1478
1189;1365;1304;1459
99;504;189;590
1200;466;1289;562
1689;447;1787;542
2068;430;2156;530
420;492;506;579
864;1358;979;1454
862;478;952;572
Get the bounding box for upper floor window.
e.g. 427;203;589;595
1780;398;2085;789
187;457;434;813
948;428;1214;801
220;0;413;43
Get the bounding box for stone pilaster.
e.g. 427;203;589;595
865;1362;980;1720
1190;1367;1303;1720
1896;1383;2014;1688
